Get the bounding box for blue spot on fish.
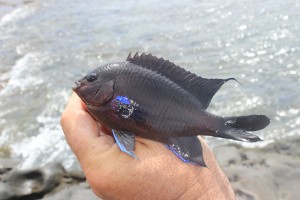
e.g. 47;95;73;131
116;96;131;105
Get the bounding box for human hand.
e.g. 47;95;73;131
61;93;235;200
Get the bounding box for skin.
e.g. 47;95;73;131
61;93;235;200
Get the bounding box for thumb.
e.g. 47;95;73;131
61;93;114;161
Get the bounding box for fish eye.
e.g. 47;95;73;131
86;73;97;82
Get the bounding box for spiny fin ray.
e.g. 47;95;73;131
126;52;238;109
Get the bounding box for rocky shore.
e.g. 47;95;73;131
1;136;299;200
215;136;300;200
0;161;99;200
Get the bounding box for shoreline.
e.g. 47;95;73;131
1;135;299;200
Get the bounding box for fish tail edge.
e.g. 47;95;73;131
218;115;270;142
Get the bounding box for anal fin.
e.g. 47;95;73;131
112;130;139;159
165;136;206;167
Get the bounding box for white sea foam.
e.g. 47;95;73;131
0;5;34;26
0;53;44;95
11;123;76;170
0;51;78;169
11;89;77;170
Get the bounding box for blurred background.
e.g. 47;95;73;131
0;0;299;199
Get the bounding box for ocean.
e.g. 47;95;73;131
0;0;299;169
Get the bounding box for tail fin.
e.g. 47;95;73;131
218;115;270;142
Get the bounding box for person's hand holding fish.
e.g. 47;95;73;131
61;93;235;199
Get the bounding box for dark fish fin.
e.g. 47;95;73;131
218;129;262;142
113;95;148;123
224;115;270;131
216;115;270;142
126;52;132;61
126;52;237;109
165;136;206;167
188;77;237;109
112;130;139;159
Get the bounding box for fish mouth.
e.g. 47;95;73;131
72;81;90;105
72;81;100;106
72;81;82;92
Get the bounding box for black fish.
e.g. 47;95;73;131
73;53;270;167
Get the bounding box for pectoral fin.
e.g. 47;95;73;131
112;130;139;159
165;136;206;167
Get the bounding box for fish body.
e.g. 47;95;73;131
73;53;270;166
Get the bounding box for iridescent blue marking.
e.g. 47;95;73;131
116;96;131;105
165;144;196;164
112;130;139;159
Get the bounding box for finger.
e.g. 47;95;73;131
61;93;98;138
61;93;114;160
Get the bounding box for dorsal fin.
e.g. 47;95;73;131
126;52;237;109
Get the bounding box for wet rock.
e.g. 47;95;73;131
0;182;15;200
68;170;86;182
0;162;64;200
214;136;300;200
0;157;20;174
66;162;86;182
264;136;300;156
234;188;257;200
43;182;100;200
214;146;242;167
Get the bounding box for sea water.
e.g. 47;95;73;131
0;0;299;169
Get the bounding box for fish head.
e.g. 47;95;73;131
73;66;115;106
